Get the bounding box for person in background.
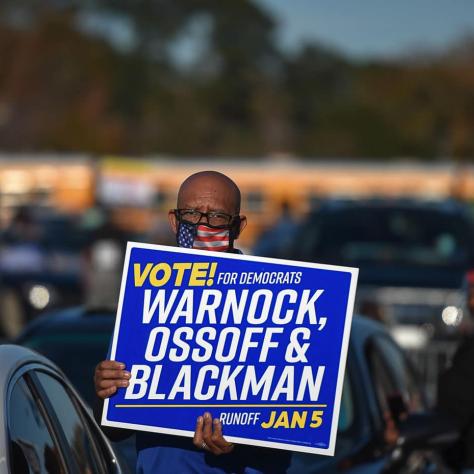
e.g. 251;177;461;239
94;171;292;474
81;206;128;312
252;200;298;257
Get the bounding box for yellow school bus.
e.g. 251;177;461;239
99;157;474;248
2;154;473;248
0;154;95;228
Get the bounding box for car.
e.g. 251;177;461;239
17;307;457;473
16;307;115;407
259;198;474;403
0;344;129;473
16;307;138;471
0;210;89;338
263;198;474;340
0;206;138;339
290;314;457;473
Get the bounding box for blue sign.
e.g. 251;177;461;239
102;242;358;455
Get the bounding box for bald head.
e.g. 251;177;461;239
177;171;241;214
168;171;247;243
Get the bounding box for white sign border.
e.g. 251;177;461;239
102;242;359;456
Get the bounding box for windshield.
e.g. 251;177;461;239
298;207;472;267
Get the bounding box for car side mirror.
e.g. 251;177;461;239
382;412;459;474
386;392;408;424
397;412;459;450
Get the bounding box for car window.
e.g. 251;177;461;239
8;376;65;474
299;207;471;267
338;372;354;433
367;335;424;416
35;371;107;474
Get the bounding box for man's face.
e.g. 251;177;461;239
168;175;246;244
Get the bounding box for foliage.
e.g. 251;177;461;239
0;1;472;159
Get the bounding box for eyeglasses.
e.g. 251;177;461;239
174;209;238;227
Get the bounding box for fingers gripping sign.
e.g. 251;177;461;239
192;413;234;455
94;360;131;399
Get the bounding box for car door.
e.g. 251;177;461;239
6;364;123;474
366;334;425;423
287;350;367;474
364;335;451;473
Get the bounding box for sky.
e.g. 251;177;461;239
255;0;474;59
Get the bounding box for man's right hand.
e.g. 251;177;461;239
94;360;130;399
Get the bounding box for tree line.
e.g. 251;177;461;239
0;1;472;159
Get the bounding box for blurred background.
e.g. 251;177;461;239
1;0;474;469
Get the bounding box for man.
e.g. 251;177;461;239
437;267;474;473
94;171;291;473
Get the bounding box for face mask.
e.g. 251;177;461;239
177;222;231;252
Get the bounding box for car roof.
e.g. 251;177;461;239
17;306;116;342
0;344;62;459
314;197;471;215
0;344;58;386
351;314;386;338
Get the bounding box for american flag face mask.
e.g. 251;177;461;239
177;222;231;252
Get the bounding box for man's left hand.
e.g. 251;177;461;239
193;412;235;455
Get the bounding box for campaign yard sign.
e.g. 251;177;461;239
102;242;358;455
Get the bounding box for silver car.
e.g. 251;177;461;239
0;344;126;474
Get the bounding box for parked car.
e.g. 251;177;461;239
0;206;137;339
263;199;474;345
0;211;88;338
16;307;137;470
17;307;456;473
0;344;129;473
290;314;456;473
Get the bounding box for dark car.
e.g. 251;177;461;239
0;211;89;338
264;199;474;341
17;307;456;473
0;206;138;339
0;344;129;473
290;315;456;473
258;199;474;404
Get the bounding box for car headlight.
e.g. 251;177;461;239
28;285;51;310
441;305;463;326
390;325;429;349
